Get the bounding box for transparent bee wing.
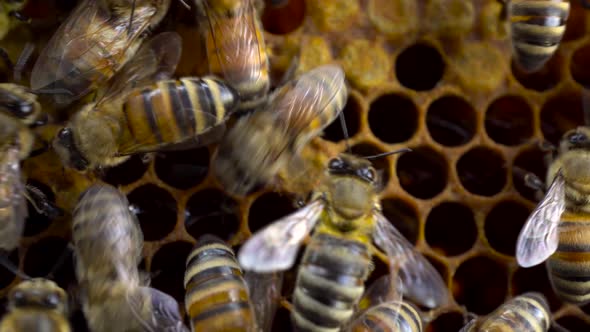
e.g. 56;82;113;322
0;144;26;252
459;318;478;332
238;199;324;272
244;270;284;331
516;170;565;268
127;286;189;332
357;273;403;313
373;213;449;309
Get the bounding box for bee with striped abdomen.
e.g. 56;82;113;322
72;183;188;332
516;126;590;305
0;278;72;332
195;0;270;113
238;153;449;332
349;301;423;332
459;292;550;332
212;64;347;197
30;0;171;106
500;0;570;73
53;31;240;172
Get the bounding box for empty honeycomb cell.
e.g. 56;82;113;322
571;43;590;87
425;202;477;256
426;95;476;147
306;0;359;32
457;147;507;197
323;95;361;142
484;200;531;256
453;42;505;92
351;143;392;189
127;184;177;242
23;237;75;290
513;264;562;312
23;179;57;237
555;315;590;331
397;146;448;199
511;54;562;92
367;0;418;40
425;311;465;332
184;189;240;241
541;93;584;144
150;241;193;303
154;147;209;190
453;255;508;315
248;192;297;233
485;95;535;146
424;0;474;37
0;250;18;289
340;39;391;90
271;306;293;332
261;0;305;34
396;43;444;91
512;146;549;202
381;198;419;245
562;0;587;42
103;155;148;187
369;93;418;144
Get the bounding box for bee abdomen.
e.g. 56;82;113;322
184;235;256;331
122;77;238;148
510;0;570;72
293;234;371;332
350;301;423;332
482;292;550;331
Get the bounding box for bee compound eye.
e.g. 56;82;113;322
328;158;344;170
11;291;26;305
43;294;60;308
567;132;588;144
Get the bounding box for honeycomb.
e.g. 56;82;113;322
3;0;590;331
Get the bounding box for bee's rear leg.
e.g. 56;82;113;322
24;184;64;219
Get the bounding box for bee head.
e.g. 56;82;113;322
0;85;42;125
9;278;67;313
53;127;89;171
327;154;378;185
561;127;590;152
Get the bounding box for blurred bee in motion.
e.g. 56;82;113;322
238;153;449;332
72;183;188;332
0;278;72;331
499;0;570;73
516;126;590;305
53;31;240;172
30;0;172;106
195;0;270;113
0;0;29;40
185;234;274;332
459;292;550;332
213;64;347;197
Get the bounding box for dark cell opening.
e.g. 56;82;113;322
485;200;531;256
185;189;239;242
511;54;562;92
425;202;477;256
457;147;506;196
540;93;584;145
23;179;57;237
248;192;296;234
350;143;392;191
427;95;476;146
485;95;534;146
323;95;361;142
364;256;390;296
261;0;306;35
453;255;508;315
369;93;418;144
127;184;177;242
513;146;549;202
103;155;149;186
396;44;445;91
513;264;562;312
563;0;587;42
554;315;590;332
426;311;465;332
271;306;294;332
154;147;209;190
571;43;590;87
0;250;19;289
381;198;419;245
397;146;448;199
151;241;193;304
23;237;75;290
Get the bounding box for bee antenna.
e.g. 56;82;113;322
338;111;351;153
13;42;34;82
364;148;412;160
46;244;73;280
128;0;136;36
0;253;30;280
177;0;191;9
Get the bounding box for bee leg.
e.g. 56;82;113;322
277;54;300;86
24;184;64;219
0;252;30;279
13;42;34;82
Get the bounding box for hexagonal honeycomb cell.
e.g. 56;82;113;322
4;0;590;331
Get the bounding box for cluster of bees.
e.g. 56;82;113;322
0;0;589;331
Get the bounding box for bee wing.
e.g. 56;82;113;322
516;170;565;268
127;286;189;332
244;271;284;331
373;213;449;309
238;199;324;272
0;144;26;251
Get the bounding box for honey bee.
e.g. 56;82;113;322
516;126;590;305
30;0;172;106
348;301;423;332
0;0;28;41
500;0;570;73
72;183;188;332
238;153;449;332
0;278;72;331
195;0;269;113
459;292;551;332
212;64;347;197
53;31;240;172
